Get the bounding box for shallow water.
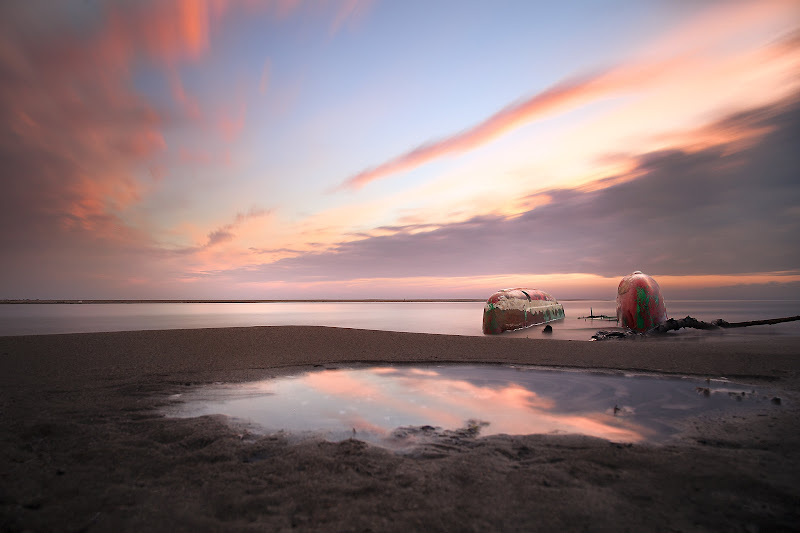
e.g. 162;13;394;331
166;365;780;448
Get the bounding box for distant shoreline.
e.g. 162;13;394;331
2;298;797;304
0;299;487;304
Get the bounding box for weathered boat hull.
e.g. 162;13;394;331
616;271;667;332
483;288;565;335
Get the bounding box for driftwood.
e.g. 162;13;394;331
712;315;800;328
591;330;631;340
650;316;721;333
592;315;800;340
652;315;800;333
577;307;617;321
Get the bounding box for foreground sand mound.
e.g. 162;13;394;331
1;326;799;531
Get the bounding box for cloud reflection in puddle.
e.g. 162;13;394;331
167;365;776;447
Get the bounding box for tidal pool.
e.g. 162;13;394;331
166;365;780;448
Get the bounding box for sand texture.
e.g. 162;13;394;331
1;326;799;532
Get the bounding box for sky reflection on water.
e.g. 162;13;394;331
169;365;776;447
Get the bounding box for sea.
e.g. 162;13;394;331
1;300;798;341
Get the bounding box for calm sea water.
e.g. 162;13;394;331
1;300;798;340
168;365;779;446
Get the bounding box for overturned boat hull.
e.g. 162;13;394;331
616;271;667;332
483;288;565;335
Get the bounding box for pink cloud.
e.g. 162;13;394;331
174;207;273;255
179;147;232;166
167;69;202;119
335;55;711;192
0;0;290;298
0;35;161;242
218;102;247;142
335;72;613;191
0;1;244;207
101;0;216;65
259;58;271;95
329;0;373;35
0;0;291;247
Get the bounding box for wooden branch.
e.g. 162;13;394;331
650;316;720;333
592;315;800;340
712;316;800;328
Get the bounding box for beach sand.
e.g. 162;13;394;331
1;326;799;531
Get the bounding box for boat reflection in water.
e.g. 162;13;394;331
168;365;775;449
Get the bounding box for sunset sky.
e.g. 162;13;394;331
1;0;798;300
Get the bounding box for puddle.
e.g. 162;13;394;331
165;365;781;449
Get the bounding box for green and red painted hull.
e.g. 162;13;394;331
616;271;667;332
483;288;565;335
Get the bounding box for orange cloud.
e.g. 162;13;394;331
102;0;215;65
654;115;775;156
177;0;211;57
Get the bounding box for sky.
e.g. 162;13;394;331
1;0;799;301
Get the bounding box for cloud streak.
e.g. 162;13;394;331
256;92;800;284
172;207;273;255
333;57;724;192
336;71;614;191
335;0;800;191
334;56;710;192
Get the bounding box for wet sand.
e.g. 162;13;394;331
1;326;799;531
